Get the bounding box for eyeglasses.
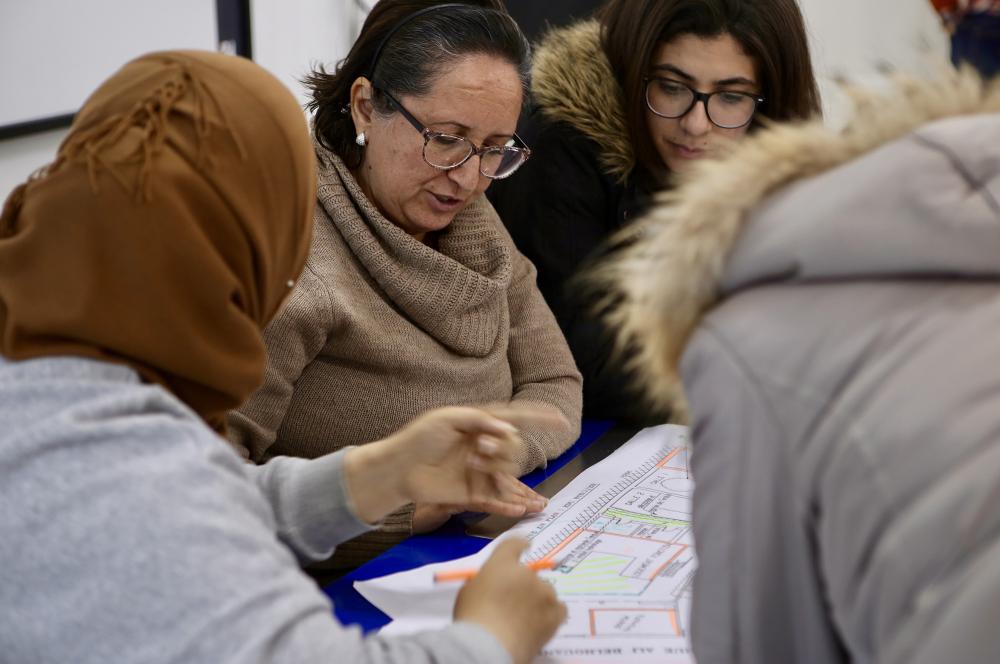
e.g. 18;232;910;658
375;87;531;180
644;77;764;129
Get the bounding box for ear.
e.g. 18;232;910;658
350;76;375;137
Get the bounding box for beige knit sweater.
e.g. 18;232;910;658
228;145;582;570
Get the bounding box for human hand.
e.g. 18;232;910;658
454;538;566;664
411;478;548;534
411;503;456;534
394;405;563;512
343;405;568;525
471;474;547;515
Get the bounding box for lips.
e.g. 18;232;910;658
670;142;706;159
426;191;464;213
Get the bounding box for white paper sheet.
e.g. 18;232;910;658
356;425;697;663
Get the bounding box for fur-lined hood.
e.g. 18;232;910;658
532;20;634;182
595;72;1000;420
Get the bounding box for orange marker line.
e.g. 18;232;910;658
656;447;683;468
433;558;556;583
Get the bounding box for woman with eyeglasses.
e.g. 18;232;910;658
0;49;566;664
227;0;583;578
489;0;821;424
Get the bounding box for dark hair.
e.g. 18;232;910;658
304;0;531;169
598;0;821;180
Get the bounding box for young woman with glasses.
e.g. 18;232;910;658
227;0;582;579
489;0;821;424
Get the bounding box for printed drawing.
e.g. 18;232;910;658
524;438;696;653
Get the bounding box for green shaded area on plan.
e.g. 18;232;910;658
603;507;690;528
554;554;635;594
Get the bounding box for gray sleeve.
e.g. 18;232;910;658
0;404;512;664
243;449;374;564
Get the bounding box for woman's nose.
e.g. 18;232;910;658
448;154;483;192
679;99;712;137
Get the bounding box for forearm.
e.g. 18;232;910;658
509;385;582;474
16;415;513;664
247;437;437;562
505;262;583;472
246;450;374;563
342;439;410;524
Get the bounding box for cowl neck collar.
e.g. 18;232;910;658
315;145;512;357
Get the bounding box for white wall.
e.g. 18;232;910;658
0;0;373;199
0;0;218;200
798;0;950;127
250;0;373;109
0;0;951;201
0;0;217;126
801;0;948;82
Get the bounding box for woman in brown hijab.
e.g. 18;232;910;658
0;50;565;664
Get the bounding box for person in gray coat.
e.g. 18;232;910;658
597;71;1000;663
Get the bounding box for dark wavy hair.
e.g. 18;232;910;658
304;0;531;169
598;0;822;180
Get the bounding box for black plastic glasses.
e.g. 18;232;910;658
644;77;764;129
377;87;531;180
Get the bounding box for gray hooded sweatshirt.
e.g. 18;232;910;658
0;356;509;664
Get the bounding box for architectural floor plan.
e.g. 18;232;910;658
357;425;696;663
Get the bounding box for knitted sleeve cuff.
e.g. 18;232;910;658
246;449;375;563
380;502;417;535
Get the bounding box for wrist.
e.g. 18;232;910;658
343;439;409;524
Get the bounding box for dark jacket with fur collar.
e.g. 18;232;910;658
488;20;662;423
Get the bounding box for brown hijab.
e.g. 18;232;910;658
0;51;316;431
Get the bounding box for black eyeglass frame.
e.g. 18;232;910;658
643;77;765;130
375;86;531;180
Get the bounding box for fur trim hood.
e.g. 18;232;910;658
532;20;634;182
594;72;1000;420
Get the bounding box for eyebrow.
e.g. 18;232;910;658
652;63;756;88
428;120;514;142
